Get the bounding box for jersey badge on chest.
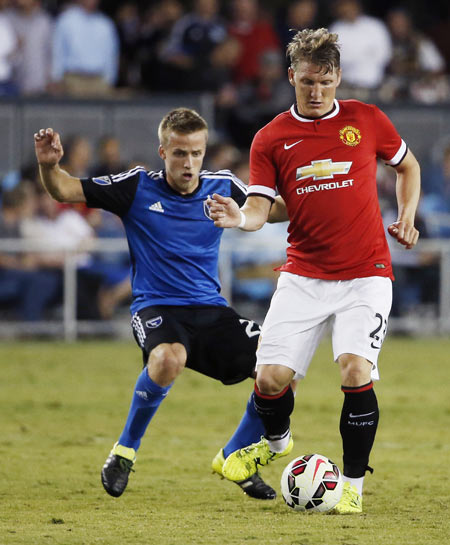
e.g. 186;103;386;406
339;126;361;147
203;196;213;220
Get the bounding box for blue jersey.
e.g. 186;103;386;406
81;167;247;313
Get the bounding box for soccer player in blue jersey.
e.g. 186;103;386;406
34;108;287;500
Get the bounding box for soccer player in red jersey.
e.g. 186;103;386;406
208;28;420;513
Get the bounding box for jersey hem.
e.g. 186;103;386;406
276;264;394;281
131;298;228;314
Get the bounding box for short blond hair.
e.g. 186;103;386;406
158;108;208;147
287;28;340;73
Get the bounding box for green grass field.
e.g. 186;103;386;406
1;337;449;545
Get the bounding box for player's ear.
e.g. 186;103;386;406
158;145;166;160
336;69;342;87
288;67;295;87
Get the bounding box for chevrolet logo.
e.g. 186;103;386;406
296;159;352;181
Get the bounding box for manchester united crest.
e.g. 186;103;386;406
339;126;361;147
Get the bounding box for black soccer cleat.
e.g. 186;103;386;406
236;473;277;500
101;452;135;497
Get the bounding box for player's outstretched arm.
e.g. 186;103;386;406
34;128;86;203
208;194;271;231
268;196;289;223
388;149;421;249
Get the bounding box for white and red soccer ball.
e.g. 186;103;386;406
281;454;343;512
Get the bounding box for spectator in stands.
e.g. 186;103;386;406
227;0;281;85
0;182;62;321
114;2;140;89
161;0;228;92
89;134;131;319
426;10;450;74
51;0;119;97
220;49;294;148
208;35;242;93
219;154;288;309
55;132;131;317
277;0;319;52
90;135;126;178
19;185;118;320
205;141;243;173
21;186;94;271
381;7;448;104
420;143;450;237
94;254;131;319
138;0;184;92
329;0;392;93
59;134;98;225
379;161;439;317
60;134;93;178
0;0;19;96
6;0;52;95
21;184;127;320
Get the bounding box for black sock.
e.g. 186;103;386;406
253;384;294;440
340;382;379;478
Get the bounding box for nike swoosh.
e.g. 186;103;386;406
349;411;376;418
284;139;303;150
312;458;326;482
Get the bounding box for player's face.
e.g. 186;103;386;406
288;61;341;118
159;130;207;194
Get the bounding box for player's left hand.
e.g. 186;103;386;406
387;221;419;249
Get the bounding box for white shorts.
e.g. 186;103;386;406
256;272;393;381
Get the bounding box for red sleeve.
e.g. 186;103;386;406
372;105;407;165
248;129;277;200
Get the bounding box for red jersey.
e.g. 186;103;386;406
248;99;407;281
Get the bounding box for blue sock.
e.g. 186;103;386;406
223;392;265;458
118;368;172;451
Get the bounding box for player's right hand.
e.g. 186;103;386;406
34;128;64;167
207;193;241;228
387;221;419;249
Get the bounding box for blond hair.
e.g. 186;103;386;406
287;28;340;73
158;108;208;147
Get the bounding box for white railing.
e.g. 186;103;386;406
0;237;449;339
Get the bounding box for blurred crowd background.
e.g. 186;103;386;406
0;0;449;332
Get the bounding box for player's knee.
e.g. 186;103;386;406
148;343;187;384
338;354;372;387
256;365;292;395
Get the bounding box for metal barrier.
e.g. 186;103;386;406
0;237;449;340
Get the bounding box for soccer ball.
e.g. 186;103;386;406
280;454;343;513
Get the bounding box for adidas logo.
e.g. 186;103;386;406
149;201;164;213
136;390;148;400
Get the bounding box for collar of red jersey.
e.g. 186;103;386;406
290;99;340;122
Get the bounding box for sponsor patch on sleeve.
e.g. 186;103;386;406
92;176;112;186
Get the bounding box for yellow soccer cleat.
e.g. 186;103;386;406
331;482;363;514
212;448;276;500
211;448;227;477
222;436;294;482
